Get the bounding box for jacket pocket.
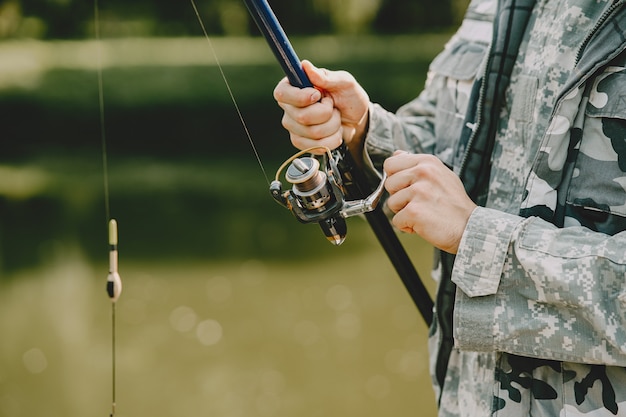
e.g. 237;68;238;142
428;40;487;166
566;65;626;235
586;66;626;119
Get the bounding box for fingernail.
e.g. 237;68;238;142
311;90;322;102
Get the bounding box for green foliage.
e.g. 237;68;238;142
0;35;448;159
2;0;465;39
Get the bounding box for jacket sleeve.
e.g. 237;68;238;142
453;206;626;366
364;93;438;169
363;11;492;172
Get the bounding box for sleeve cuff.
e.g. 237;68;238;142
452;206;523;297
364;103;398;169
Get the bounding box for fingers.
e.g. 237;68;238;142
382;153;447;228
280;96;335;129
301;60;347;93
273;60;369;152
272;61;330;107
383;152;439;195
273;69;339;151
289;131;343;154
389;203;420;234
273;77;321;108
382;152;476;253
274;67;344;151
384;150;418;175
279;96;343;150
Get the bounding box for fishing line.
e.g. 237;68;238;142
94;0;110;223
94;3;274;414
93;1;121;416
189;0;270;185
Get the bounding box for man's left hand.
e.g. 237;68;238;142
383;151;477;254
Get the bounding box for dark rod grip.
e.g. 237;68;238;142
243;0;313;89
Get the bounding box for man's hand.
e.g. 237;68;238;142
273;60;370;154
384;151;477;254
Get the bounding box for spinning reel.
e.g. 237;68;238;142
270;147;386;245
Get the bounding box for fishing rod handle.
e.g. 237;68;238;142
243;0;357;191
243;0;313;89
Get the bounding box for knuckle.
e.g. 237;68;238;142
385;195;400;213
291;110;308;125
273;85;283;102
290;134;309;151
281;114;293;130
304;123;323;139
411;161;435;180
404;201;421;217
292;108;320;126
310;122;339;141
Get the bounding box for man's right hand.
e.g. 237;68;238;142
273;60;370;155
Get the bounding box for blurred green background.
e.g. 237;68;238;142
0;0;463;416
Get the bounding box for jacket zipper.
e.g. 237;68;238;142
575;0;625;65
461;0;624;180
457;30;494;180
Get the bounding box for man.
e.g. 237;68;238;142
273;0;626;415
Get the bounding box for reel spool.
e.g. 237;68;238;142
270;147;386;245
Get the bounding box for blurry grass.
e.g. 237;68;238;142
0;243;437;417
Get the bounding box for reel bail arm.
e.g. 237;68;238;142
271;148;386;245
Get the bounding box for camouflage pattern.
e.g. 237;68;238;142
363;0;626;415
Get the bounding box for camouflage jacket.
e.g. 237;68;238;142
364;0;626;415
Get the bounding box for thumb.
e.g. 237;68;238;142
302;60;339;92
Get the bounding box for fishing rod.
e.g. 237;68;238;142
242;0;433;325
